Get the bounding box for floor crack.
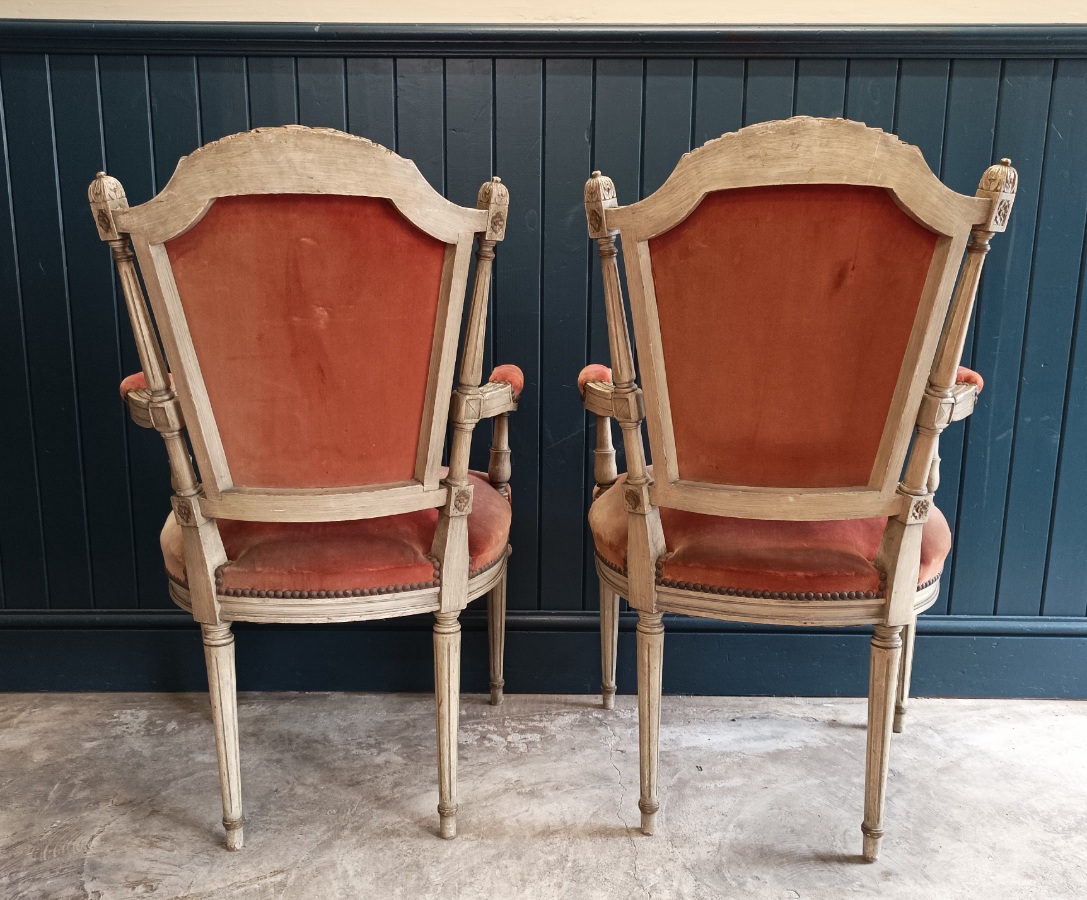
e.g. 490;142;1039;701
602;714;650;900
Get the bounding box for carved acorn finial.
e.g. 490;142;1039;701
976;157;1017;233
477;175;509;241
584;170;618;240
88;172;129;242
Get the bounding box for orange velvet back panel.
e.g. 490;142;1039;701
647;185;938;489
166;194;448;489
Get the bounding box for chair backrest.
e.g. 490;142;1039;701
587;117;1012;522
94;126;503;523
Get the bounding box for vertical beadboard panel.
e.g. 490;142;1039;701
794;59;847;118
493;59;543;610
845;59;898;130
395;58;443;190
583;58;643;606
927;59;1001;615
198;56;249;143
297;57;346;131
952;61;1054;616
50;54;137;610
997;59;1087;616
346;58;395;147
641;59;694;196
247;57;298;127
692;59;744;146
147;57;201;188
98;54;174;609
0;53;91;609
444;58;495;472
744;58;795;124
539;58;592;611
0;57;48;609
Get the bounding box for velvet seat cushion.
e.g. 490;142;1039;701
162;471;511;598
589;473;951;600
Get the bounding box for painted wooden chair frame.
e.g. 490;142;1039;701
89;126;520;847
579;117;1017;860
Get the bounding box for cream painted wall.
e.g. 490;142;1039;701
3;0;1086;24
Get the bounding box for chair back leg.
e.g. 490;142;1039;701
894;618;918;733
201;623;244;850
636;611;665;835
433;611;462;839
862;624;903;861
600;585;620;709
487;566;507;706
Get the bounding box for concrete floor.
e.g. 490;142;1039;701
1;694;1084;900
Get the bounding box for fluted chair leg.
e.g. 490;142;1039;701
636;611;665;835
893;618;917;734
862;624;903;862
434;611;462;839
600;586;620;710
202;623;244;851
487;567;507;706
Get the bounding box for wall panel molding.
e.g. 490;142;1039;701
2;22;1087;58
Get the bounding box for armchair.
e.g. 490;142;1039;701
90;126;522;847
579;117;1016;860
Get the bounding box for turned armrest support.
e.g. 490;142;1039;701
579;364;619;494
484;364;522;497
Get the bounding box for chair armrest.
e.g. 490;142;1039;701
950;365;984;423
119;371;174;429
578;364;614;416
485;364;523;497
478;364;523;418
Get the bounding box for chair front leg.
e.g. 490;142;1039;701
894;618;917;734
201;623;244;850
600;585;620;709
487;563;507;706
434;611;462;839
862;624;903;861
636;611;665;835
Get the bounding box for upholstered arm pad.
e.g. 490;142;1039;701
956;365;984;393
949;365;984;423
578;364;613;397
119;371;175;429
489;364;524;400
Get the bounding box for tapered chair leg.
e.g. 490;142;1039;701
201;623;244;851
434;611;462;839
487;568;507;706
600;586;620;709
636;611;665;835
862;623;903;862
893;618;917;734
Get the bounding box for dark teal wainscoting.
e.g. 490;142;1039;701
1;23;1085;695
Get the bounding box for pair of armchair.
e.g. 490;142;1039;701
91;119;1015;861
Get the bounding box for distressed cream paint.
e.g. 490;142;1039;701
3;0;1085;23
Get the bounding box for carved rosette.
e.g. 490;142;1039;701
87;172;129;241
584;170;618;239
976;158;1017;234
477;176;510;241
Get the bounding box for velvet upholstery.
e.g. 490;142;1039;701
956;365;984;393
647;185;939;489
488;364;525;399
589;472;951;597
162;470;510;596
118;371;174;397
578;363;613;396
165;194;448;490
